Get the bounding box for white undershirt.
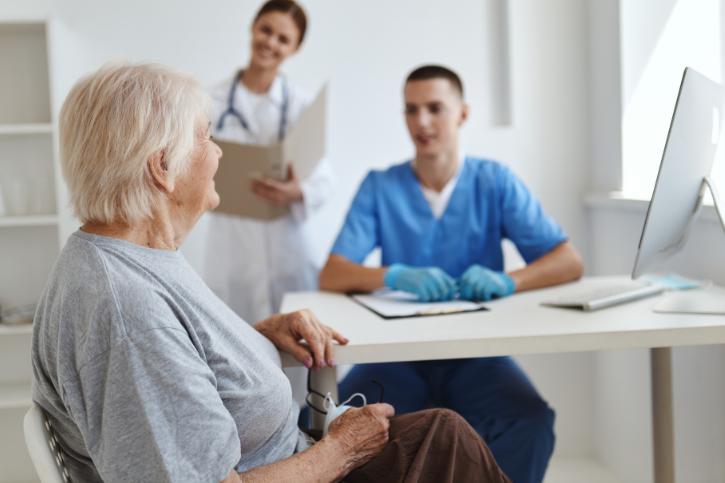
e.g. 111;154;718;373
418;151;466;220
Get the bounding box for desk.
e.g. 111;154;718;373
280;276;725;483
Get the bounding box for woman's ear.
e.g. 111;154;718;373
148;150;175;193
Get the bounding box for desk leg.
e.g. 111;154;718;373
651;347;675;483
309;366;339;430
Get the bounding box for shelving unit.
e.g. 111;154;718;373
0;18;66;483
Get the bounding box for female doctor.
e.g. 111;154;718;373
206;0;334;326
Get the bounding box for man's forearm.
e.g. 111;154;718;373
319;254;387;293
508;241;584;292
223;438;348;483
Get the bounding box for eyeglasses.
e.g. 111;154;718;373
305;369;384;415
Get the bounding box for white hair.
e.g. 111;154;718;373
59;58;212;225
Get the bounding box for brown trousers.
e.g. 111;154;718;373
344;408;512;483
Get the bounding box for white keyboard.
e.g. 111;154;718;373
541;284;665;311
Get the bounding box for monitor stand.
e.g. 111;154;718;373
654;176;725;315
703;175;725;228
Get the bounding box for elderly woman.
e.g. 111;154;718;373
30;60;512;483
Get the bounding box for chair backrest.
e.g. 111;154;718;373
24;404;70;483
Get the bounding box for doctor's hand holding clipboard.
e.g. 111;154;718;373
204;0;335;328
250;163;304;206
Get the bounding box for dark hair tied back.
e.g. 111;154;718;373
254;0;308;45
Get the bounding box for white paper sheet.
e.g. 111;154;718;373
351;290;488;318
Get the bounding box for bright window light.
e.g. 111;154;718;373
621;0;721;199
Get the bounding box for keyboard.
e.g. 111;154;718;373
541;284;665;311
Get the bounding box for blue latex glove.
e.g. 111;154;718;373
459;264;515;301
384;263;457;302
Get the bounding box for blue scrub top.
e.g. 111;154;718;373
330;157;568;278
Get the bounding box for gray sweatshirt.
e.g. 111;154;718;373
31;230;304;483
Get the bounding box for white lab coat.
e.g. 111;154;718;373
204;74;335;326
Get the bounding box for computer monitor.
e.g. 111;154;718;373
539;67;725;313
632;67;725;281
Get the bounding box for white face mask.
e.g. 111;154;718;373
322;392;367;436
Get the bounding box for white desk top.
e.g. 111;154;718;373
279;276;725;367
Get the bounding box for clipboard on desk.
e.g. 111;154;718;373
350;290;489;319
212;85;327;220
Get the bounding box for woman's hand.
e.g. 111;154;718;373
251;164;304;206
230;403;395;483
254;309;348;370
324;404;395;472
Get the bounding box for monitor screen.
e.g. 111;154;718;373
632;67;723;279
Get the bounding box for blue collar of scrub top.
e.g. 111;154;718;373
216;70;289;142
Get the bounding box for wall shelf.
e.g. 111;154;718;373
0;324;33;336
0;124;53;135
0;383;32;410
0;215;58;227
584;191;724;224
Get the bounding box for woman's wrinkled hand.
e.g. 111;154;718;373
254;309;348;370
325;404;395;472
251;164;304;206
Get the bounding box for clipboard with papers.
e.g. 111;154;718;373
350;290;489;319
212;85;327;220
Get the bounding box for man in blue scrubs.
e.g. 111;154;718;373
319;66;584;483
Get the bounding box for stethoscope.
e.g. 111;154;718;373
216;70;289;143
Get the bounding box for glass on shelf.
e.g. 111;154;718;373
0;175;55;217
30;176;55;215
7;179;29;216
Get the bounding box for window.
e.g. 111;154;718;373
620;0;722;198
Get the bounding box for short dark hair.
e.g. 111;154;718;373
254;0;308;45
405;65;464;98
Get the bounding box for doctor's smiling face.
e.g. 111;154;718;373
404;78;468;157
249;11;301;71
